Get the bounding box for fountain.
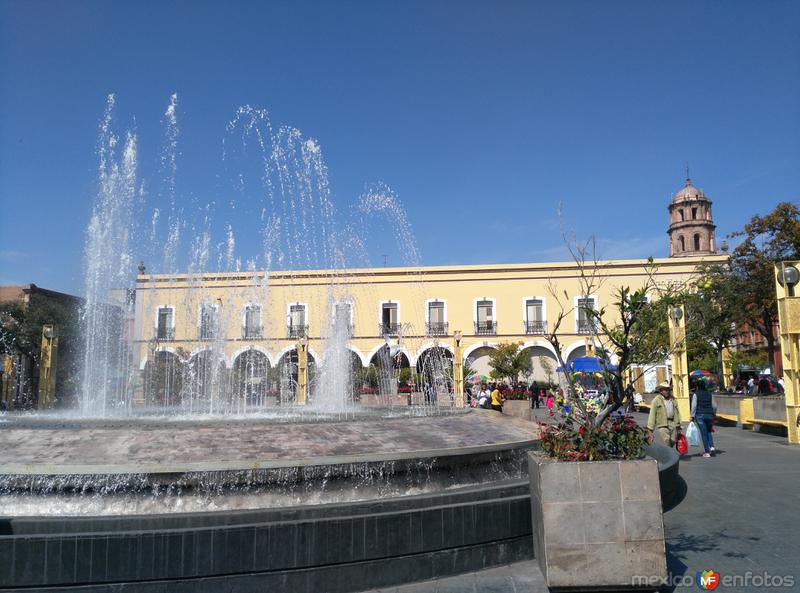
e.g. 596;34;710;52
0;95;538;592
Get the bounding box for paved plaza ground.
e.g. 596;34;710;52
368;409;800;593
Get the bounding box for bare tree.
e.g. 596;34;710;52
541;233;697;428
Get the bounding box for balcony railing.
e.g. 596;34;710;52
379;322;400;336
287;324;308;339
524;320;547;335
155;327;175;341
243;326;263;339
199;325;219;340
577;321;597;335
426;321;449;336
474;321;497;335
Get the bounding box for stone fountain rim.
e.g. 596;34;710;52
0;438;538;477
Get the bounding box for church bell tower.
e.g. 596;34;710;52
667;177;717;257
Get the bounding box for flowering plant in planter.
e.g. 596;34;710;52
504;388;532;400
538;415;649;461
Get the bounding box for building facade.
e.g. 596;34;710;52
129;177;727;400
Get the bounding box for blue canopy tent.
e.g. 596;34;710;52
557;356;616;373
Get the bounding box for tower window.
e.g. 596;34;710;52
692;207;697;220
679;209;684;221
694;234;701;251
678;236;685;252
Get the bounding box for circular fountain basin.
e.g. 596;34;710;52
0;408;538;515
0;410;538;592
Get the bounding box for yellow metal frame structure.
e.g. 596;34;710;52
668;304;690;420
453;331;464;407
37;324;58;409
296;337;308;406
775;261;800;444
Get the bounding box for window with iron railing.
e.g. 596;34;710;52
475;300;495;335
199;304;218;340
577;297;597;334
474;321;496;335
426;300;447;336
379;322;400;336
287;324;308;338
525;299;544;335
243;305;262;339
426;321;449;336
524;320;547;335
287;304;307;339
380;302;399;336
156;307;174;340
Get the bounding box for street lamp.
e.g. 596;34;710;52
774;261;800;444
453;330;464;407
777;264;799;297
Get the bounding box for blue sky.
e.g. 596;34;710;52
1;0;798;295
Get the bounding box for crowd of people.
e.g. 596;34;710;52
469;381;559;413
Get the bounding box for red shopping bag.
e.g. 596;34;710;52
676;434;688;455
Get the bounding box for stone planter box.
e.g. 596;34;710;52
528;452;667;590
504;399;532;421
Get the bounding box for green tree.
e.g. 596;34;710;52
0;293;81;405
728;202;800;371
487;342;531;384
685;263;737;382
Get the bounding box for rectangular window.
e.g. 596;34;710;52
244;305;261;339
525;299;546;334
426;301;448;336
334;302;353;336
199;304;218;340
475;300;495;335
380;302;399;335
288;304;307;338
577;297;596;334
156;307;174;340
692;207;698;220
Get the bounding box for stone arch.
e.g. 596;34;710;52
322;344;368;368
693;233;701;251
276;347;318;401
678;235;685;252
519;344;559;384
139;346;180;371
143;350;184;407
187;350;227;404
415;346;454;391
563;341;589;365
231;349;271;405
464;344;498;377
229;345;274;368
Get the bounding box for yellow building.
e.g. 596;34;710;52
133;255;725;394
131;179;727;403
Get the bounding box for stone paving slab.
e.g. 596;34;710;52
0;409;539;474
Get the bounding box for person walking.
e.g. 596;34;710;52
647;382;681;447
490;383;505;412
530;380;540;409
545;391;555;411
691;379;717;458
478;383;491;409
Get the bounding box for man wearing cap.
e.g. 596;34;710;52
647;382;681;447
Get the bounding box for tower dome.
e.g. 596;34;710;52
667;177;717;257
672;178;706;202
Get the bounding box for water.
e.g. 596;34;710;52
78;94;455;418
